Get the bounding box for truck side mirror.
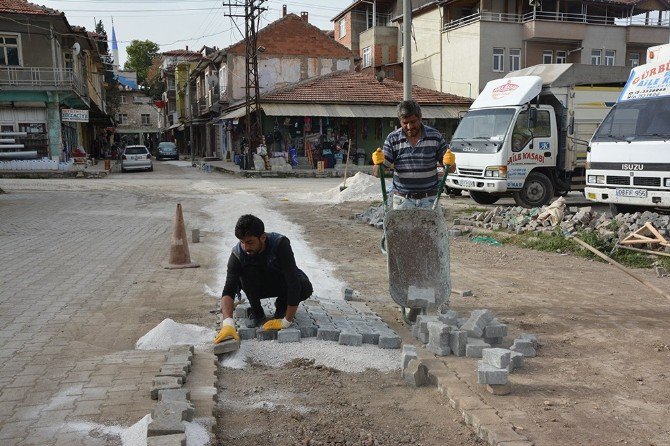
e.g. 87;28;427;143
528;107;537;128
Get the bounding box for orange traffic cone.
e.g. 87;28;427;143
163;203;200;269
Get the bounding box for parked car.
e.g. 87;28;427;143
156;142;179;160
121;145;153;172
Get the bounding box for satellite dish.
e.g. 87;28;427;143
72;42;81;56
206;74;218;89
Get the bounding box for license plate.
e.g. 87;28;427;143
615;188;647;198
459;179;476;188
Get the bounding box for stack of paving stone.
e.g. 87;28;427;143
232;296;401;349
147;344;196;445
410;309;508;358
477;334;538;395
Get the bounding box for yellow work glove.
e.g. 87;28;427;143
262;318;292;331
442;149;455;166
372;148;385;165
214;318;239;344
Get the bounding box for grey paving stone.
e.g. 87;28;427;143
510;351;524;371
461;309;494;338
256;329;277;341
277;328;301;343
519;333;539;348
213;339;240;355
477;361;509;385
238;327;257;340
316;327;341;342
158;388;190;403
449;330;467;357
465;338;491;358
151;376;183;399
378;334;402;349
484;320;508;338
298;325;318;338
147;433;187;446
403;359;427;387
338;331;363;346
426;322;451;356
151;400;194;423
510;339;536;357
482;348;511;369
402;344;417;371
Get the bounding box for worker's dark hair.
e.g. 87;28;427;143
397;100;422;119
235;214;265;238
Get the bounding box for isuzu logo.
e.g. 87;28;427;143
462;147;479;152
622;163;644;171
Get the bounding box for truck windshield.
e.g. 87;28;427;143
452;108;516;142
593;96;670;142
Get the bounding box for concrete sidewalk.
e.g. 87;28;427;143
0;187;218;445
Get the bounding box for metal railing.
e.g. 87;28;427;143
444;10;670;31
0;67;87;98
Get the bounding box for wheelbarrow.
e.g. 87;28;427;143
379;165;452;324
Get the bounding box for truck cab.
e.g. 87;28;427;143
447;64;626;207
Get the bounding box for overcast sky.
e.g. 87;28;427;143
39;0;348;67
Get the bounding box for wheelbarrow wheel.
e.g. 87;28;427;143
401;306;423;325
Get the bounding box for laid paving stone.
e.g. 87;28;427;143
152;400;194;423
237;327;256;340
338;331;363;346
147;433;186;446
486;383;512;395
158;388;190;402
213;339;240;355
168;344;194;356
316;327;341;342
256;329;277;341
277;328;301;343
378;333;402;349
156;367;187;383
151;376;183;400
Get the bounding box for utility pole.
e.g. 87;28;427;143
402;0;412;100
223;0;267;151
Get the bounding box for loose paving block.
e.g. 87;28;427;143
486;383;512;395
338;331;363;346
277;328;301;343
407;285;437;310
477;362;508;385
461;309;494;338
237;327;256;340
449;330;467;357
510;351;524;371
234;304;251;319
484;320;508;338
465;338;491;358
378;333;402;349
402;344;417;372
484;337;503;345
438;310;459;326
147;434;186;446
343;288;354;301
158;388;190;402
518;333;539;348
482;348;511;369
510;339;536;357
317;327;341;341
426;322;451;356
151;376;183;399
403;359;427;387
213;339;240;355
256;329;277;341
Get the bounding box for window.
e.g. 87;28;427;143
141;114;150;125
120;95;127;104
116;114;128;125
556;50;567;64
605;50;615;66
339;18;346;38
219;65;228;96
511;109;551;151
543;50;553;64
0;34;20;66
493;48;504;72
509;49;521;72
629;52;640;67
591;49;602;65
167;78;176;91
362;47;371;68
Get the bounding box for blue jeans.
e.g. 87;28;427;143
392;194;436;210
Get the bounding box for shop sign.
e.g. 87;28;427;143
62;109;89;123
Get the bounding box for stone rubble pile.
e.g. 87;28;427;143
401;308;539;394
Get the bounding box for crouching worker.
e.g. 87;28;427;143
214;214;314;344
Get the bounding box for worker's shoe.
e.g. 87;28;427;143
245;312;267;328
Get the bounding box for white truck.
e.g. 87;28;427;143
585;43;670;215
446;64;628;207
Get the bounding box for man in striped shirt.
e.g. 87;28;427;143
373;100;454;209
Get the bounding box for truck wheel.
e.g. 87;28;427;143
445;187;462;197
609;203;637;216
513;172;554;208
469;191;500;205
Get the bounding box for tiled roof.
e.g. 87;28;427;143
0;0;62;15
226;13;353;59
262;71;472;105
162;50;201;58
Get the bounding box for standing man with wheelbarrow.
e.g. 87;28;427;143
373;100;455;323
373;100;455;208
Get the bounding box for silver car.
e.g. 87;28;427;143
121;145;153;172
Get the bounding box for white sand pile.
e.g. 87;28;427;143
292;172;386;203
135;318;214;350
219;338;400;373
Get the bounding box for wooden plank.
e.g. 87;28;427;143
617;244;670;258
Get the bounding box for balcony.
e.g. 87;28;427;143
0;67;87;100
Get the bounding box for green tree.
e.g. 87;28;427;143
95;19;107;38
124;39;160;86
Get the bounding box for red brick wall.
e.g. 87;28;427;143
334;13;354;50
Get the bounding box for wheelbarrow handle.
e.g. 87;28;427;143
432;164;451;210
378;164;388;210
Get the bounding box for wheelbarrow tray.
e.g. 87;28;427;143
383;208;451;310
